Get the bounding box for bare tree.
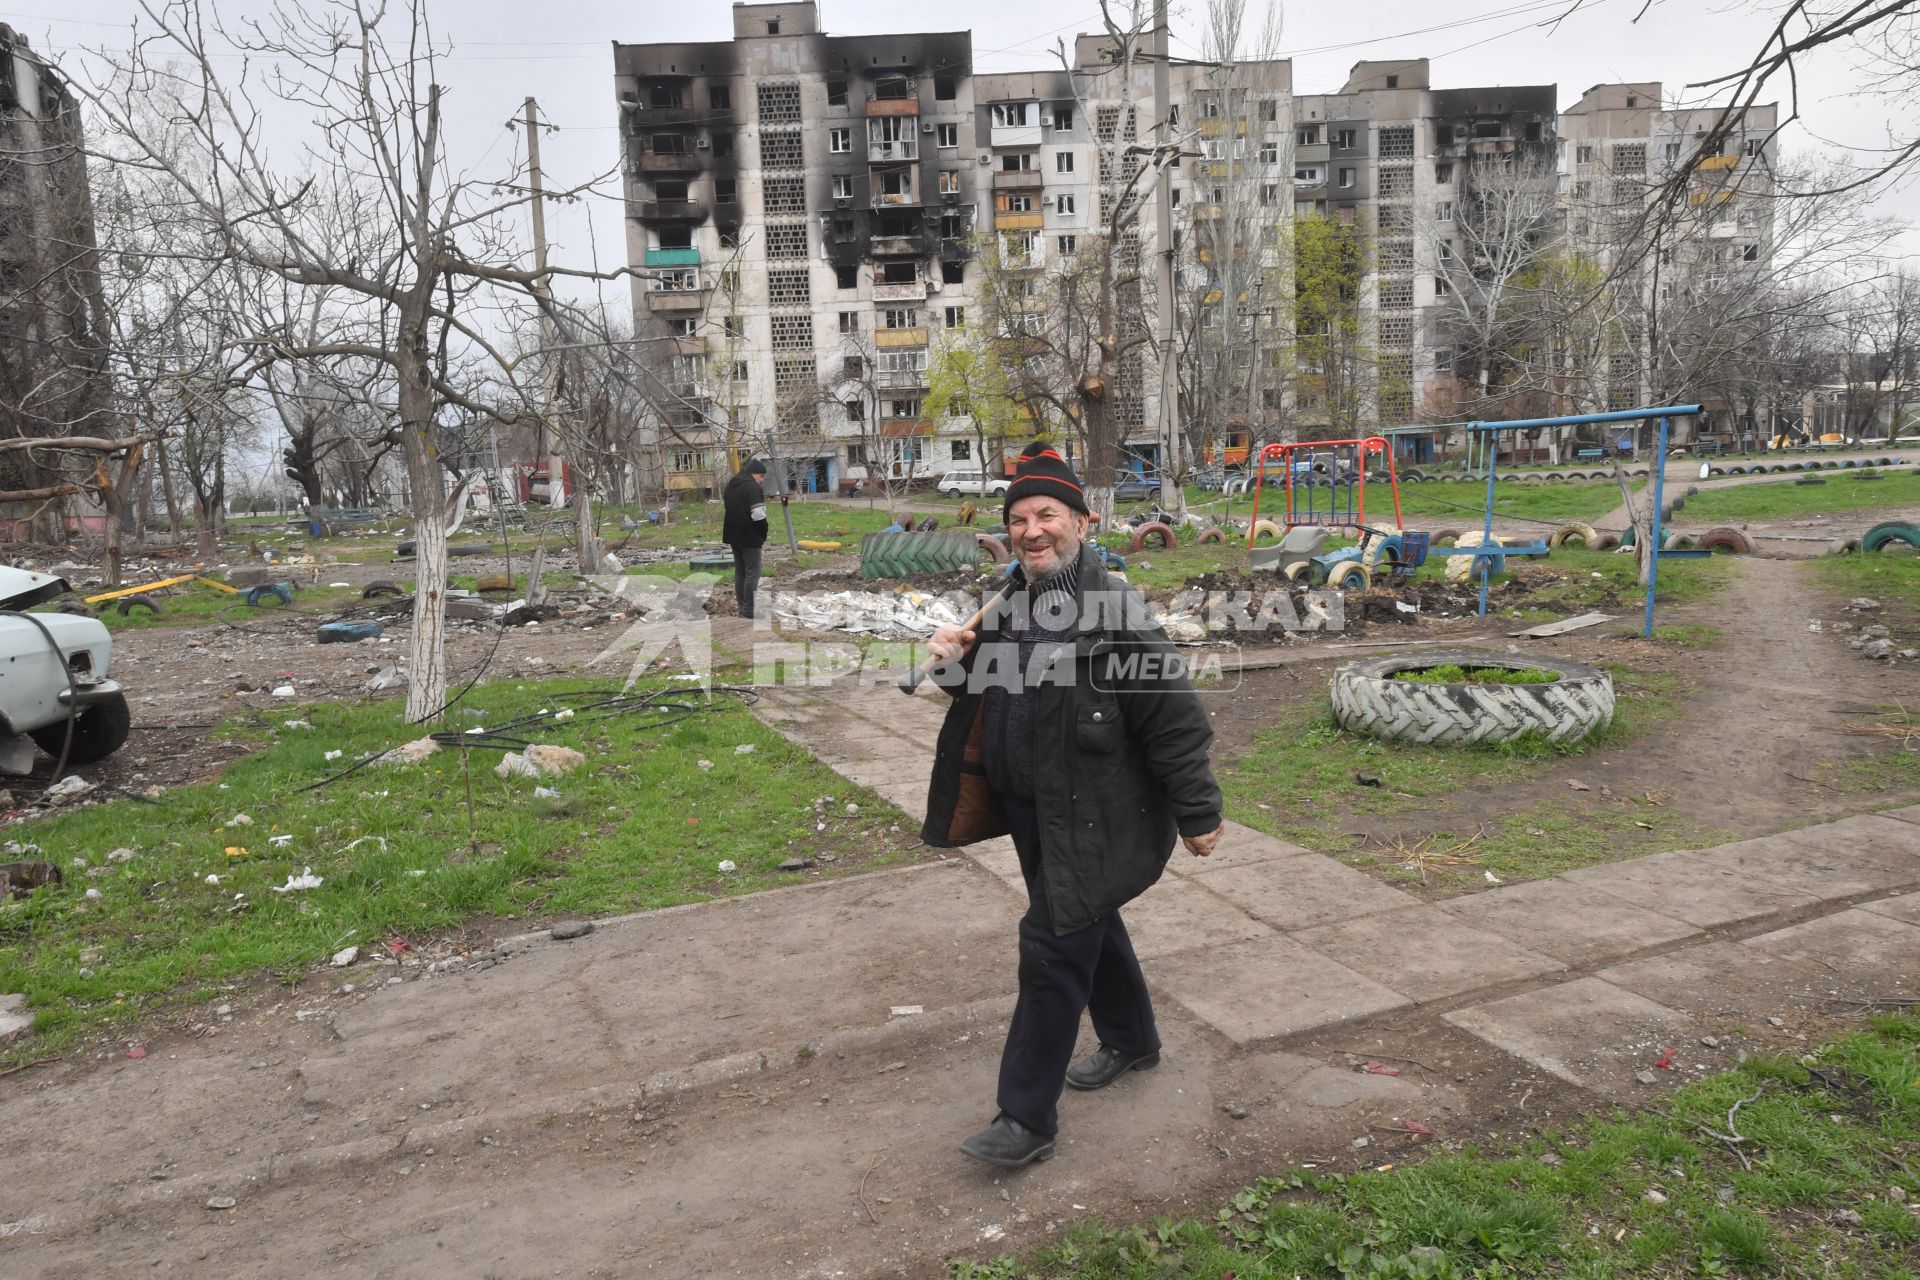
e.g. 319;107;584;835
74;0;630;721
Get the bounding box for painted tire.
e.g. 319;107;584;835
1663;533;1699;551
1591;532;1622;551
1700;527;1756;555
1249;519;1282;542
1281;560;1312;582
1548;522;1600;549
1197;528;1227;544
1130;522;1177;552
1331;650;1615;746
1326;561;1372;590
975;534;1009;565
1861;522;1920;554
858;531;982;578
318;620;382;644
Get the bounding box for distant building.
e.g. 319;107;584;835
0;23;111;527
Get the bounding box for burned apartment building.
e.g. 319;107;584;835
613;13;1775;482
613;2;979;495
0;25;111;531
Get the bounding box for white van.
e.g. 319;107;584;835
937;469;1010;497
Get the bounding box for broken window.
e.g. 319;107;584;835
934;76;957;101
940;213;968;240
831;174;854;199
880;260;917;284
843;355;864;377
991;102;1036;128
757;82;801;125
1334;128;1356;149
845;400;864;422
876;78;913;101
834;262;858;289
938;169;961;195
650;84;683;109
1055;151;1074;173
878;169;914;199
1001;152;1033;172
827;80;849;106
712;134;734;158
709;85;731;111
838;311;859;335
941;260;965;284
650;132;689;154
1259;141;1278;164
1054;105;1074;131
656;225;692;248
1057;235;1077;255
714;177;737;203
1002;194;1034;213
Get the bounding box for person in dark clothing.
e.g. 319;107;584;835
721;459;770;618
922;442;1224;1169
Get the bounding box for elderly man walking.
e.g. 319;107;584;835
921;442;1223;1168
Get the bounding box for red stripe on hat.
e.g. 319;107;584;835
1014;474;1085;497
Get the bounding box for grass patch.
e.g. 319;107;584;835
1811;552;1920;617
0;677;921;1064
1394;663;1559;686
1220;665;1675;850
952;1012;1920;1280
1682;470;1920;523
1396;478;1637;526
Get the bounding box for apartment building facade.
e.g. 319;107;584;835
615;9;1775;484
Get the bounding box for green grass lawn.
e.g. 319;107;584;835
1811;551;1920;615
953;1012;1920;1280
1216;666;1722;885
0;677;921;1064
1681;471;1920;524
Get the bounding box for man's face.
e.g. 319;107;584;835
1007;495;1088;580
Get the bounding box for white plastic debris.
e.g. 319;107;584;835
272;685;297;699
330;946;358;968
696;759;714;771
44;775;94;804
204;874;221;885
271;866;324;893
533;786;560;799
890;1005;924;1018
226;814;254;828
1395;600;1419;614
282;720;313;731
552;708;575;722
323;750;343;762
717;860;738;873
1485;870;1505;884
734;743;755;756
846;802;860;814
329;581;351;588
495;753;539;780
269;834;294;848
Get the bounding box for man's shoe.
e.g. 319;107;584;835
958;1113;1056;1168
1065;1044;1161;1091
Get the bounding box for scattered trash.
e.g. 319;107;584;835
204;874;221;885
696;759;713;771
771;588;970;639
1484;870;1504;884
734;743;756;756
330;946;358;967
269;834;294;847
125;1046;147;1059
43;775;94;804
225;814;254;828
779;857;815;872
890;1005;924;1018
364;666;407;693
271;685;296;698
1395;600;1418;614
282;720;312;731
1653;1046;1675;1069
107;848;135;863
533;786;560;799
324;750;343;762
1353;772;1382;788
224;846;248;858
552;708;575;722
375;737;440;767
1362;1061;1401;1077
717;860;738;873
494;745;585;779
271;867;324;893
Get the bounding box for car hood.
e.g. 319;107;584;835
0;565;70;611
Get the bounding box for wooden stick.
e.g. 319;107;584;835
897;578;1017;694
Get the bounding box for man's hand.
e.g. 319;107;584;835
1182;824;1224;858
927;625;976;666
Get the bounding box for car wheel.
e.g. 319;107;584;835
30;691;132;765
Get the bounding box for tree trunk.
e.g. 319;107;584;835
398;337;449;723
193;496;219;560
155;439;183;540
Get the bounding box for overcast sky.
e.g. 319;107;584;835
18;0;1920;297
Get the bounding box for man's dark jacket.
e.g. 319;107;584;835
722;469;768;548
922;542;1221;934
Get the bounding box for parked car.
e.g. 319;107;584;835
0;566;130;764
936;469;1010;497
1111;473;1161;502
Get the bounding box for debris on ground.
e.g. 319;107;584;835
42;776;93;804
375;737;441;767
271;867;324;893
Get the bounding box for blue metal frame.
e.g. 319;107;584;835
1452;404;1701;636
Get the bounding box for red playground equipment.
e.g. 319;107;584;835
1245;436;1405;548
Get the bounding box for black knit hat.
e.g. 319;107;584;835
1003;441;1088;520
744;458;767;476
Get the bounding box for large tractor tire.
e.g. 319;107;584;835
1862;522;1920;554
30;691;132;765
858;531;982;579
1330;651;1614;747
1444;532;1503;584
975;533;1009;565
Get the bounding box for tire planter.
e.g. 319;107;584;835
1326;561;1372;590
1700;527;1757;555
318;620;382;644
1590;531;1622;551
1330;651;1615;746
245;583;293;608
1130;521;1177;552
1197;528;1227;544
117;594;161;616
1444;533;1505;583
1663;533;1699;551
1851;470;1883;481
1430;529;1463;547
858;530;982;579
1249;519;1282;542
1861;521;1920;554
475;574;514;592
1548;521;1600;549
975;533;1009;565
362;580;404;599
1795;476;1827;486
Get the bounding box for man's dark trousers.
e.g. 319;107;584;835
995;792;1159;1137
730;545;762;618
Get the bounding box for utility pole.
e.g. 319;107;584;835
524;97;567;510
1151;0;1182;515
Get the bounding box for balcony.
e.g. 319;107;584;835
992;169;1043;191
630;198;706;221
1296;142;1329;163
646;290;705;312
872;192;922;211
672;336;709;357
626;104;707;128
874;327;929;349
872;279;928;303
644;247;701;268
871;232;931;256
1198;117;1247;139
867;139;919;163
866;97;920;118
994;211;1044;231
636;151;701;174
990;124;1043;149
1698;154;1740;171
876;368;928;389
